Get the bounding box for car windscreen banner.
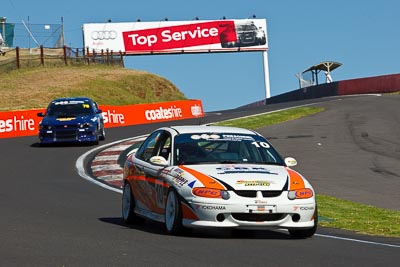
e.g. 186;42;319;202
83;19;268;54
0;99;204;139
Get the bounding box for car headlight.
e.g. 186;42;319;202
40;125;52;130
192;188;230;200
256;31;265;38
79;122;94;128
288;188;313;200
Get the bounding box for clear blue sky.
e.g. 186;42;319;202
3;0;400;111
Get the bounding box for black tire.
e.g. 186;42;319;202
288;207;318;239
92;128;100;145
99;124;106;141
122;182;139;224
164;188;184;235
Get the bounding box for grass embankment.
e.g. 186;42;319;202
0;65;186;111
214;107;400;238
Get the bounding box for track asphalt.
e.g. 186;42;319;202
2;94;398;266
88;94;400;210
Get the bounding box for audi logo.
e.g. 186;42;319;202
91;30;117;40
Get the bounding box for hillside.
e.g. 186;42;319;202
0;65;187;111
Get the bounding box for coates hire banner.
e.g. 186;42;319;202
0;100;203;139
83;19;268;54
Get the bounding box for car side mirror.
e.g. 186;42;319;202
37;112;44;117
284;157;297;167
127;148;138;157
150;156;169;167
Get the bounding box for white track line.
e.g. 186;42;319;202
315;233;400;248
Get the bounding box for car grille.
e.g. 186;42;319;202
54;125;78;140
231;213;286;222
239;33;256;44
234;190;282;198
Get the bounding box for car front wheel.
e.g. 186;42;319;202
164;188;183;235
122;182;139;224
99;123;106;141
288;207;318;239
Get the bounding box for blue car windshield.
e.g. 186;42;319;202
174;132;284;166
47;103;95;117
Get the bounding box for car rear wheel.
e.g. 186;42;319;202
122;182;139;224
165;188;183;235
288;207;318;239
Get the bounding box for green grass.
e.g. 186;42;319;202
212;106;400;238
318;195;400;237
214;106;325;129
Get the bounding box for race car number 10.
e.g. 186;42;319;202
252;141;270;148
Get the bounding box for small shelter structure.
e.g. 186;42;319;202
297;61;342;88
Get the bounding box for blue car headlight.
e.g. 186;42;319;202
39;125;52;130
79;122;94;129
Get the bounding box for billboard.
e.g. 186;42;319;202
83;19;268;55
0;99;203;139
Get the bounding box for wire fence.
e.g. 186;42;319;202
0;46;125;73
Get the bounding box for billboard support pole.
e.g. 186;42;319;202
262;50;271;100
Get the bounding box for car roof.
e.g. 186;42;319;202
51;97;94;102
168;125;259;135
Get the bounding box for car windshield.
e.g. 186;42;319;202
174;132;284;166
236;24;258;31
47;102;95;117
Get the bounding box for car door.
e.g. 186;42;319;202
134;130;171;217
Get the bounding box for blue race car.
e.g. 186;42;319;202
37;97;105;145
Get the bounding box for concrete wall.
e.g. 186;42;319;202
338;73;400;95
242;73;400;108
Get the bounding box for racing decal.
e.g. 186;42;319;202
187;180;196;188
251;141;270;148
128;174;169;212
170;167;189;187
293;205;314;211
179;165;225;190
286;168;305;190
190;133;221;140
221;134;255;141
56;118;76;121
216;166;277;175
194;204;226;210
54;100;87;105
155;182;164;208
192;188;223;198
181;202;199;221
236;180;271;186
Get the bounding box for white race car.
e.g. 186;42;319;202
122;125;317;238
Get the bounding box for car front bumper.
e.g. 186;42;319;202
38;127;98;144
183;197;316;230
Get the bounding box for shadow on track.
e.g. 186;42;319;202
99;217;293;240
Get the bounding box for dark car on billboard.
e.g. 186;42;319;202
37;97;105;145
220;21;266;48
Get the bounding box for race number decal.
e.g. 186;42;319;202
155;182;164;208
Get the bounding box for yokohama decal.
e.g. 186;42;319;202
123;21;236;52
